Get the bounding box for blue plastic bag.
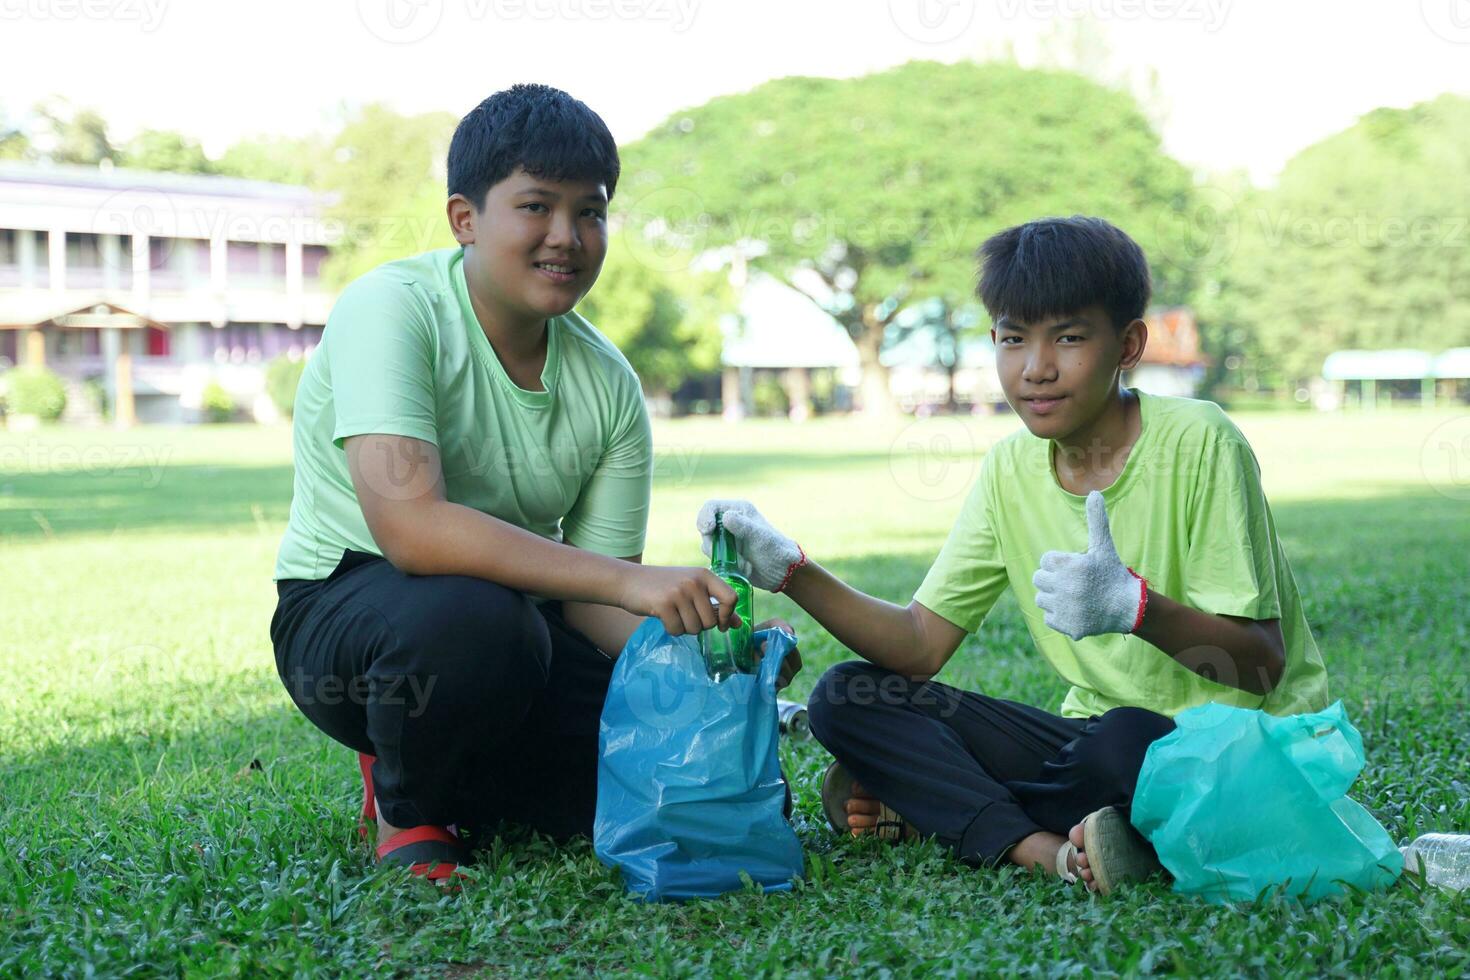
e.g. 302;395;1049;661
593;619;804;901
1131;700;1402;904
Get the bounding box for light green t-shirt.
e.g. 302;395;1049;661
914;389;1329;719
274;247;652;581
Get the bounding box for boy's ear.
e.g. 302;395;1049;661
1119;318;1148;370
446;193;477;246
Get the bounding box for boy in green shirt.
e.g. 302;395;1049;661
270;85;787;884
700;216;1328;894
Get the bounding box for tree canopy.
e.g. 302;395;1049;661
1203;94;1470;386
577;236;726;395
621;60;1197;412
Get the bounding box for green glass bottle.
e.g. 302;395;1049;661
702;511;754;679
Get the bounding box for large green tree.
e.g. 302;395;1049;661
122;129;213;174
0;104;31;161
215;132;334;187
621;60;1197;414
1206;94;1470;387
577;235;725;396
33;99;118;166
316;104;458;287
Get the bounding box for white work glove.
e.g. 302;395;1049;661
1031;491;1149;640
696;499;807;593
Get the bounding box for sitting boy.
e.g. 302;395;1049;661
700;216;1329;893
270;84;780;884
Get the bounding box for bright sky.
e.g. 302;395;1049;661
3;0;1467;183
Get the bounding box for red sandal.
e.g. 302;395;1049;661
357;752;468;884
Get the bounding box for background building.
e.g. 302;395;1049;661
0;162;335;424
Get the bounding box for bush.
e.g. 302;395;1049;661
750;375;790;418
4;367;68;421
200;381;236;423
265;354;307;419
83;378;109;421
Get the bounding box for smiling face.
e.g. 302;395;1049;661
991;304;1147;441
448;167;609;333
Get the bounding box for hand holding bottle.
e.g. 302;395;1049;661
695;499;807;593
619;564;740;637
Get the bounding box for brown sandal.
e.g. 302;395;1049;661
1070;805;1165;895
820;760;917;842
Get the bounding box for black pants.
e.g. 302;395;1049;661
270;549;614;841
806;661;1175;867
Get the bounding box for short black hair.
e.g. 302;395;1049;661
977;216;1151;330
447;83;620;208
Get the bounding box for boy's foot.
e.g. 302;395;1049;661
358;752;469;887
1059;806;1165;895
374;825;469;885
820;760;917;841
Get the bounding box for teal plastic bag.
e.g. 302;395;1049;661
1131;700;1402;904
593;620;803;901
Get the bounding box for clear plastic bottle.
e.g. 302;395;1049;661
1401;833;1470;890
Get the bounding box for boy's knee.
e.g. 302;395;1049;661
1098;706;1176;747
1076;707;1175;791
381;577;552;714
807;661;894;741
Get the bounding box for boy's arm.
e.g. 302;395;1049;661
561;551;648;654
1032;491;1285;696
347;433;738;637
696;500;968;679
783;561;968;679
1132;595;1285;696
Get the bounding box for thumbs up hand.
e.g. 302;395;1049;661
1031;491;1149;640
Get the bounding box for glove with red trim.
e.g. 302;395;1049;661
695;499;807;593
1032;491;1149;640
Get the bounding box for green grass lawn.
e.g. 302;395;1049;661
2;407;1468;975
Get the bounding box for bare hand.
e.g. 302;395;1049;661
619;565;741;637
752;617;802;689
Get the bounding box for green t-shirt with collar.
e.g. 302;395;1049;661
914;388;1329;719
274;246;652;581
